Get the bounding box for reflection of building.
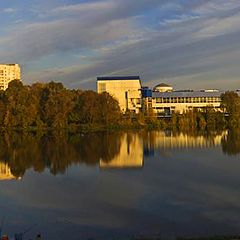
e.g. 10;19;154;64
144;131;227;150
98;131;228;167
97;76;142;113
0;162;17;180
0;64;21;90
100;133;143;168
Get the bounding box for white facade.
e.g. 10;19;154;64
97;76;142;113
151;91;222;115
96;78;234;116
0;64;21;90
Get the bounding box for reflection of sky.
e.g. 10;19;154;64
0;143;240;239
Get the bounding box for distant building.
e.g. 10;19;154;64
96;77;238;117
0;64;21;90
142;83;223;116
153;83;173;92
151;87;222;116
97;76;142;113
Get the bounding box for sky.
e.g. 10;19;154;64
0;0;240;90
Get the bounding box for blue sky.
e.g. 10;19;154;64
0;0;240;90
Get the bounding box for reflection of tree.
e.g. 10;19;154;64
0;132;41;177
70;132;122;164
221;129;240;156
0;131;122;178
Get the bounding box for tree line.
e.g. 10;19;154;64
0;80;239;130
0;80;121;129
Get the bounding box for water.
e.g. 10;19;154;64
0;130;239;240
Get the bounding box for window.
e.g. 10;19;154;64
163;98;170;103
156;98;162;103
178;97;184;103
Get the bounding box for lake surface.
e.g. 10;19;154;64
0;130;239;240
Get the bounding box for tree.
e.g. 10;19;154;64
72;91;99;125
4;80;38;127
221;91;240;128
41;82;75;128
204;107;216;130
98;92;121;125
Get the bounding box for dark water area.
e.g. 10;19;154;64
0;130;239;240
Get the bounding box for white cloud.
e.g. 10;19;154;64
193;0;240;15
160;14;200;25
0;15;141;62
51;1;115;15
193;13;240;39
2;8;18;13
1;0;240;89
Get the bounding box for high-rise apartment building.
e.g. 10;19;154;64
0;64;21;90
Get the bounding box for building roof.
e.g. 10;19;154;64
154;83;172;88
0;63;19;66
97;76;140;81
152;91;223;98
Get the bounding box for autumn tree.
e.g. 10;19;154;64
221;91;240;128
41;82;75;128
98;92;121;125
4;80;38;127
71;90;99;125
